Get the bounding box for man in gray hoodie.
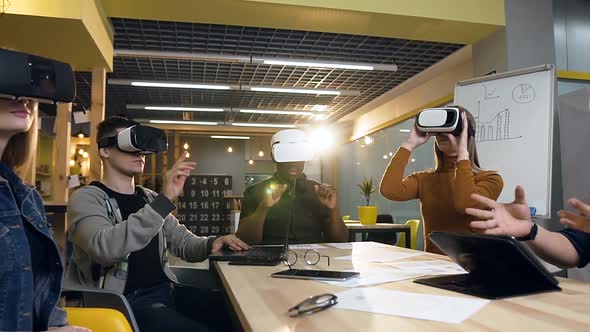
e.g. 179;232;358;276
66;116;250;332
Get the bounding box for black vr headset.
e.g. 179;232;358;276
0;48;76;104
415;107;476;137
98;125;168;154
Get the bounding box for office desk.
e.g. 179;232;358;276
214;244;590;332
346;222;411;248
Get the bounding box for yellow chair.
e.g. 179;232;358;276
62;287;139;332
65;307;132;332
396;219;420;250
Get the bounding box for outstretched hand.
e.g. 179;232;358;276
558;198;590;233
466;185;534;238
163;152;197;201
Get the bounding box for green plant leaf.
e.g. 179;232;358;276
357;177;376;206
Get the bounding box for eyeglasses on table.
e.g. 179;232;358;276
283;249;330;268
288;293;338;317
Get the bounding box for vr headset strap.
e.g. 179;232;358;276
98;136;118;149
89;181;129;289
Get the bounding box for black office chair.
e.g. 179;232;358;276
365;214;397;245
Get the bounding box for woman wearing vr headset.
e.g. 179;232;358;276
380;106;504;254
0;98;89;331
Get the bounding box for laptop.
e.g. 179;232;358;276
208;245;285;265
414;232;561;299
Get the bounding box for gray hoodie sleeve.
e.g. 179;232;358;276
67;187;171;265
162;213;214;263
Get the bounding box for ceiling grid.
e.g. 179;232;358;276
69;18;462;125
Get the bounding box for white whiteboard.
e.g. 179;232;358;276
454;65;555;217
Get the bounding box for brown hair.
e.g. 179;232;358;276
96;116;139;147
1;103;39;178
434;105;482;173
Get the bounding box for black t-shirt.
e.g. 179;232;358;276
241;173;331;244
92;182;169;294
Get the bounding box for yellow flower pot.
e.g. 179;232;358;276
358;206;378;225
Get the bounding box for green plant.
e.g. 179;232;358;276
357;177;376;206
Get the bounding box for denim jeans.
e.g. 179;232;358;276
126;282;213;332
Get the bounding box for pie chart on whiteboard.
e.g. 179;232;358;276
512;83;536;104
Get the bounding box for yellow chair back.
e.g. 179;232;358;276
396;219;420;250
65;307;133;332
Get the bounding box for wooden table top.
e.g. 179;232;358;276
215;243;590;332
345;222;411;230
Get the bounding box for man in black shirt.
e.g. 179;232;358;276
67;117;250;332
90;182;170;295
236;129;348;244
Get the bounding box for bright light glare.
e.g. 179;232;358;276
309;127;334;153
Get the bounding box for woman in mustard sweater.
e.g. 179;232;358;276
380;106;503;254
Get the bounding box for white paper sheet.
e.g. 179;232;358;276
540;260;562;273
326;242;390;250
288;244;326;250
383;260;467;275
334;288;489;323
320;268;424;288
73;111;90;124
67;175;81;188
335;252;423;263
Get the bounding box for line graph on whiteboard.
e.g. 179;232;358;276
474;101;523;143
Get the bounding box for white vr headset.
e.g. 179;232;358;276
271;129;315;163
415;107;475;137
98;125;168;154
